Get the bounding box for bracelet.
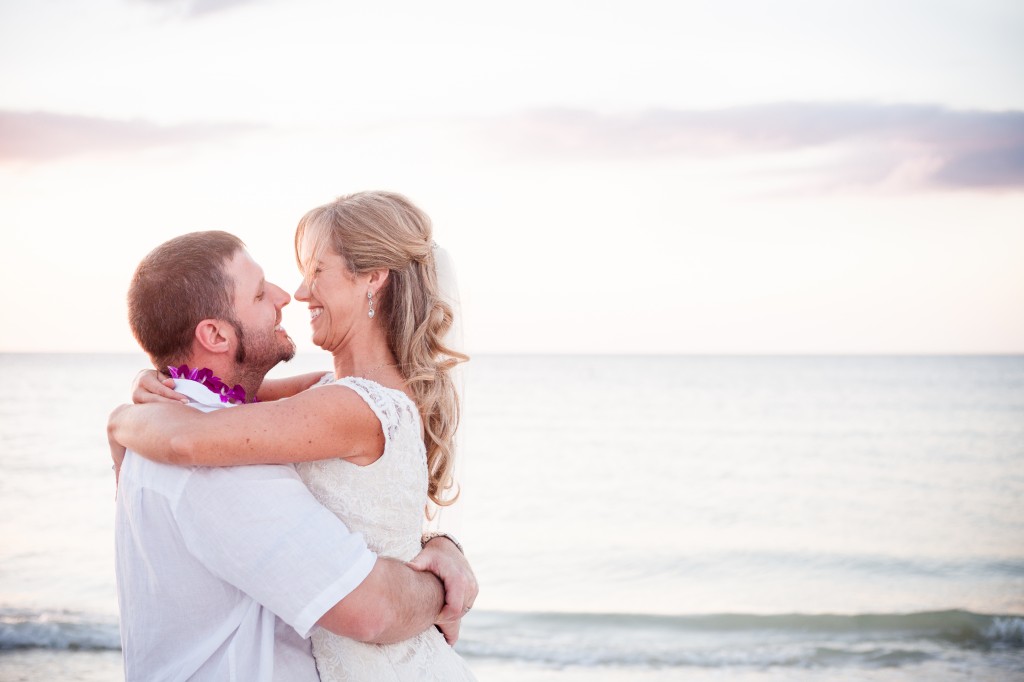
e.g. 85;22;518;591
421;531;464;555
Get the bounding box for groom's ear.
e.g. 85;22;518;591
194;319;233;355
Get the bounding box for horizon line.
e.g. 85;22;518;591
2;350;1022;358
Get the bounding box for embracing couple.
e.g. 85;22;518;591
107;191;478;680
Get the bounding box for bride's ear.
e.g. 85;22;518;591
367;269;389;293
194;319;233;355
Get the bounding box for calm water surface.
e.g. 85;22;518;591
1;353;1022;679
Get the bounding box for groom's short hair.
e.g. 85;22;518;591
128;231;245;370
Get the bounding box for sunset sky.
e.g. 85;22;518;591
2;0;1022;354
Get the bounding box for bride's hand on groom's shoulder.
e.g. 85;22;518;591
132;369;188;404
407;536;478;646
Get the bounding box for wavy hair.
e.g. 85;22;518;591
294;191;468;507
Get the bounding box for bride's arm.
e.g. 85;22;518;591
131;369;328;404
108;385;383;467
255;372;330;401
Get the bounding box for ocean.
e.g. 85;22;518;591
1;353;1022;680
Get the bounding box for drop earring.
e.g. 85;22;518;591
367;289;375;319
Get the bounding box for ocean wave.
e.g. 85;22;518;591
3;606;1021;670
985;616;1024;646
456;609;1024;669
465;608;1024;637
0;609;119;651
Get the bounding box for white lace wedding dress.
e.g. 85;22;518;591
295;376;476;682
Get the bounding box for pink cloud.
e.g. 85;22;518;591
491;103;1024;189
0;111;257;163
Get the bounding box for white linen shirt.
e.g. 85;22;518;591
115;378;377;682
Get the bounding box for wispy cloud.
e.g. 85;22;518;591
0;111;257;163
492;104;1024;190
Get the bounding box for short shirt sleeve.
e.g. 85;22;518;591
174;463;376;638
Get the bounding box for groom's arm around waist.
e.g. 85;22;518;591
175;463;377;638
174;462;442;644
317;557;444;643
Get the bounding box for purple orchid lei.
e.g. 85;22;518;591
166;364;252;405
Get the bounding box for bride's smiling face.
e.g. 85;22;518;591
294;247;370;352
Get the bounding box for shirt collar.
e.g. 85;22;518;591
172;378;233;409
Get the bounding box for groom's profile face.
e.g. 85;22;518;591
223;249;296;371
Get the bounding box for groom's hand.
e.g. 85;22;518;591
407;536;477;645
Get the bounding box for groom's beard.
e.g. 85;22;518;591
232;319;296;374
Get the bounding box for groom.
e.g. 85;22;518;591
111;231;475;681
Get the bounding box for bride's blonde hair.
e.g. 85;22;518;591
295;191;468;507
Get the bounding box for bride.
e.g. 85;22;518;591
112;191;477;681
